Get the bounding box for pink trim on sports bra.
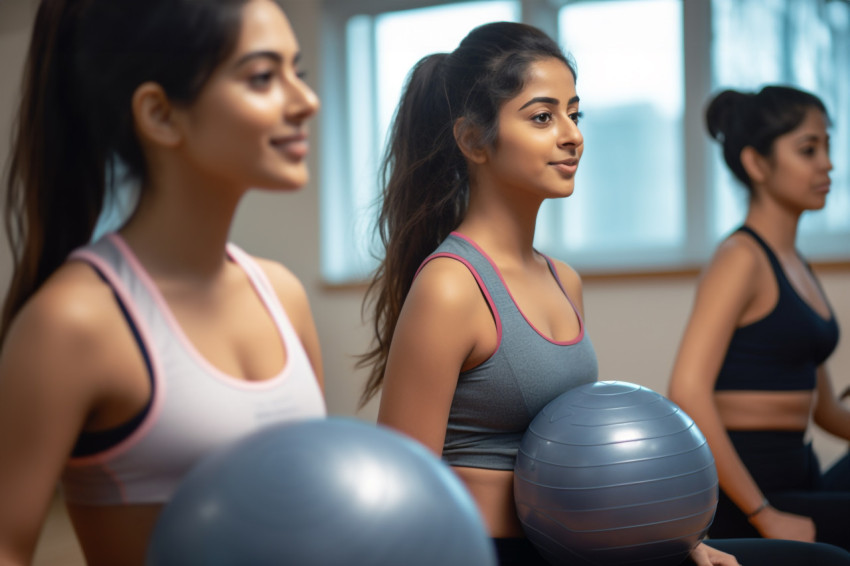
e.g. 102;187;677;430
64;249;167;468
450;231;585;346
108;234;291;390
418;252;505;354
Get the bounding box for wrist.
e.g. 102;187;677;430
745;497;770;521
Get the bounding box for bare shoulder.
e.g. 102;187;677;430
1;261;127;402
249;256;310;314
8;262;125;355
548;257;583;296
699;232;764;289
408;255;485;314
688;232;770;325
247;256;324;383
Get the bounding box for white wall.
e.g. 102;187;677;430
1;0;848;468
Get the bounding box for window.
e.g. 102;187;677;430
536;0;686;270
320;0;850;283
711;0;850;258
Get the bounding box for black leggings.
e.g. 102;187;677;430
494;537;850;565
710;430;850;550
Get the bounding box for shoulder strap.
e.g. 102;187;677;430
736;225;783;273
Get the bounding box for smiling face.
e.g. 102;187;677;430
757;107;832;213
173;0;320;192
477;57;583;202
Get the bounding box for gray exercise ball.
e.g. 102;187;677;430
514;381;718;566
147;417;496;566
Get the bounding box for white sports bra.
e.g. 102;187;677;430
61;233;326;505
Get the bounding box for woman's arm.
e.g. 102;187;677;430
668;239;815;542
0;266;123;564
377;257;494;454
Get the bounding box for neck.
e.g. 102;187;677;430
744;197;801;255
458;181;542;267
118;162;245;282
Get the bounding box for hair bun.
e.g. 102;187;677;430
705;89;751;142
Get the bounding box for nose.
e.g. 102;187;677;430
558;115;583;149
285;76;320;124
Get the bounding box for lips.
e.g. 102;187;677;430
271;133;309;159
812;179;831;193
550;158;578;176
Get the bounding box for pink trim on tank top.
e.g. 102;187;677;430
450;231;585;346
108;234;291;390
64;250;167;470
416;252;504;352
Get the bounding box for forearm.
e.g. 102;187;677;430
678;397;767;516
0;541;33;566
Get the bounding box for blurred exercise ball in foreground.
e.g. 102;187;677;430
148;417;496;566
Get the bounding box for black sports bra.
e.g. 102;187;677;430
713;226;839;391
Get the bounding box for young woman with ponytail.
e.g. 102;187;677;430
669;85;850;548
361;23;850;566
0;1;325;563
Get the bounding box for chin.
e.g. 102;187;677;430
807;197;828;211
260;172;310;191
551;185;576;199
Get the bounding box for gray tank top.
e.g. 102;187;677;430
424;233;598;470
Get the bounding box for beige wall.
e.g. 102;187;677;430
1;0;848;469
0;0;36;298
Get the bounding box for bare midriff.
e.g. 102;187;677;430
67;502;162;566
453;466;525;538
714;390;814;431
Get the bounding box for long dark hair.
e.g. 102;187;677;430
1;0;252;345
359;22;575;405
705;85;828;191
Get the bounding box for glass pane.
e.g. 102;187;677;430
541;0;684;258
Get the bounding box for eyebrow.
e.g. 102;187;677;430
233;50;293;69
795;133;829;144
518;95;580;110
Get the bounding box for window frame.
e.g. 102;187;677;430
319;0;849;284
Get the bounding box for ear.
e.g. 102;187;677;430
453;118;488;164
131;82;182;148
740;146;769;186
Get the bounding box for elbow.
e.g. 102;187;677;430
811;406;836;434
667;380;702;415
666;379;688;407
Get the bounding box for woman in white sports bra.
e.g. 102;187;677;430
0;1;325;564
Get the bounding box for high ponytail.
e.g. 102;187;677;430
705;85;828;191
2;0;105;345
359;22;573;405
357;53;469;404
1;0;251;346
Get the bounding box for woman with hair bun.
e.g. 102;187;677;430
669;85;850;548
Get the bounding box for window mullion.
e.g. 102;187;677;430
683;0;713;263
